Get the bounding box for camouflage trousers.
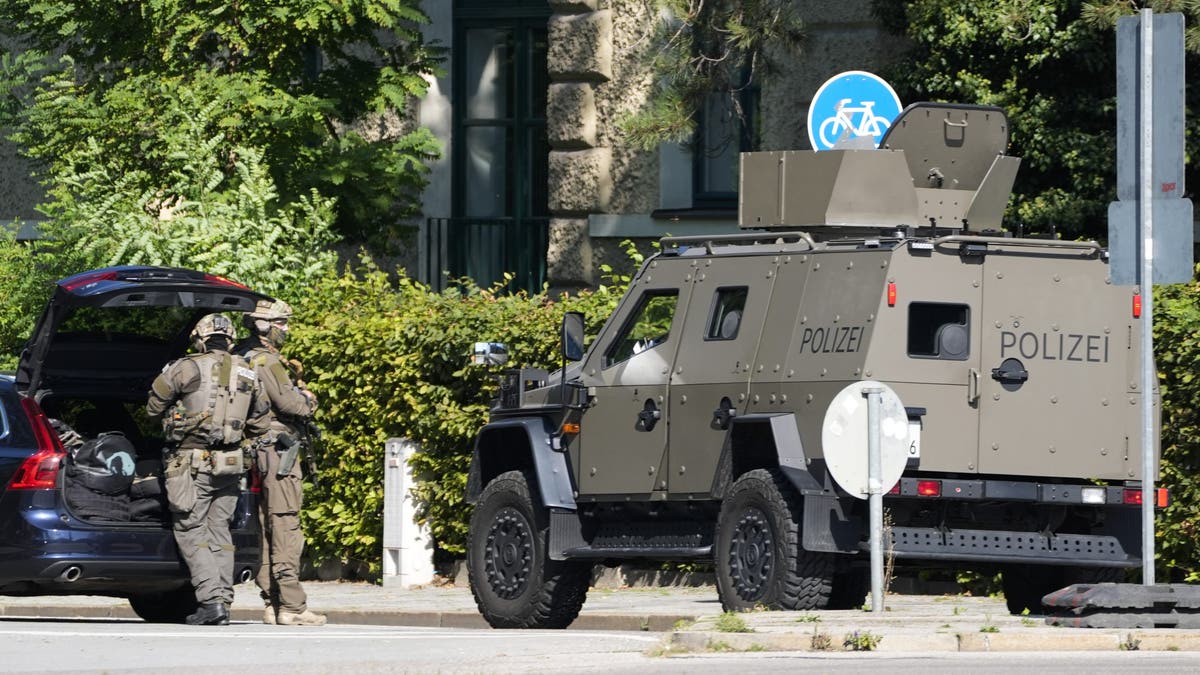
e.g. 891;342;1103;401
255;447;308;614
170;470;239;606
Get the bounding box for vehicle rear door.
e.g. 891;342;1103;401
16;266;269;399
977;245;1132;479
667;253;777;496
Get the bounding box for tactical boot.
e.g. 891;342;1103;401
277;609;326;626
184;603;230;626
263;605;277;625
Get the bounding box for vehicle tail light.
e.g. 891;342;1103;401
248;469;262;494
1123;487;1168;508
1080;486;1106;504
1133;294;1142;318
204;273;250;290
60;270;118;292
887;483;900;495
9;398;66;490
916;480;941;497
887;283;897;307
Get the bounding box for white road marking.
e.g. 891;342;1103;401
0;627;661;642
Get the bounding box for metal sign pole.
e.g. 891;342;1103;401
865;386;884;612
1138;7;1156;587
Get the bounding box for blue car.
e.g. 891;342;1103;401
1;266;271;622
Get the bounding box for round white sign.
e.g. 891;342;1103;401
820;381;909;500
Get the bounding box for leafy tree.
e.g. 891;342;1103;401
621;0;806;150
0;0;441;246
871;0;1200;240
0;82;339;369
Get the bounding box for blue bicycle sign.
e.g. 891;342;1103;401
807;71;902;151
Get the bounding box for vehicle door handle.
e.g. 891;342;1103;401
991;358;1029;385
711;397;736;430
968;368;980;405
636;400;661;432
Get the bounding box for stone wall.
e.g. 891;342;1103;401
545;0;907;290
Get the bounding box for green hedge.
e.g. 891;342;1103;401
287;259;621;570
1153;281;1200;582
289;257;1200;582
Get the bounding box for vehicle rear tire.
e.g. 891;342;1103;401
715;468;833;612
467;470;591;629
129;585;199;623
1001;564;1059;614
826;567;871;610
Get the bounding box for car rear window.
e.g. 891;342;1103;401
57;305;199;342
0;385;36;448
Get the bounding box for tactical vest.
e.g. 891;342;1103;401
176;352;257;446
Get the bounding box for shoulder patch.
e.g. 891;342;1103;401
237;365;257;381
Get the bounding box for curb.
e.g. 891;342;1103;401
669;629;1200;653
0;604;695;632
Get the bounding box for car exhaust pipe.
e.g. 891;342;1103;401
58;566;83;583
238;568;253;584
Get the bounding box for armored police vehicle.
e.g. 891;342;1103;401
465;103;1159;628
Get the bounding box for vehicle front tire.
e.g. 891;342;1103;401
129;585;199;623
467;470;590;628
715;468;833;612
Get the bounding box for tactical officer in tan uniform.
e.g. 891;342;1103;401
236;299;325;626
148;313;270;626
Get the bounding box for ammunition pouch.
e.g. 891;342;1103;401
163;451;197;513
208;448;245;476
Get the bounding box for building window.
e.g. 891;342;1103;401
693;89;758;209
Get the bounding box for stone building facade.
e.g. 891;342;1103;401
417;0;907;292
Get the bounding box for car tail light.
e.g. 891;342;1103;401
9;398;66;490
204;273;250;290
1122;487;1169;508
60;270;119;292
916;480;941;497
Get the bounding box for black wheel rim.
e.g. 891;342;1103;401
728;506;774;602
484;506;534;599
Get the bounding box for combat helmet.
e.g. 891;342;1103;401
244;298;293;349
190;313;236;352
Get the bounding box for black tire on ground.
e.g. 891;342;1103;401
128;585;199;623
827;567;871;610
715;468;834;612
467;470;591;629
1058;565;1127;586
1001;564;1060;614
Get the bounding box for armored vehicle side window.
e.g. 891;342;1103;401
908;303;970;360
705;287;748;341
604;291;679;367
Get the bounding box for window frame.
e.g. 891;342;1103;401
703;286;749;342
906;301;971;361
603;290;681;369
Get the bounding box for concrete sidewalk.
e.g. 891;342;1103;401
2;582;1199;652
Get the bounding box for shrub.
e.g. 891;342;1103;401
288;259;620;569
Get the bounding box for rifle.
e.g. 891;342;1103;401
300;419;323;489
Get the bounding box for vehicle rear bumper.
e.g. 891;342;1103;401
879;526;1139;567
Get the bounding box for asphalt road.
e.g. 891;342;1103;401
1;618;1198;674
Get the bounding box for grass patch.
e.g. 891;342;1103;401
714;611;753;633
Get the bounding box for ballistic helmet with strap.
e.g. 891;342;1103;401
190;313;236;353
244;299;293;349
